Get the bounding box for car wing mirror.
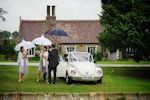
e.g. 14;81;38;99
63;54;69;62
65;58;68;62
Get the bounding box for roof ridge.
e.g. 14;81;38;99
56;20;99;22
21;19;99;22
21;20;45;22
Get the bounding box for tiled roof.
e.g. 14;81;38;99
19;20;103;44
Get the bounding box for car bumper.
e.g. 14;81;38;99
70;76;102;82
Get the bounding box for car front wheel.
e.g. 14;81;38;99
66;73;72;84
96;78;102;84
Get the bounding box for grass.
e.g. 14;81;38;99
96;60;150;64
0;66;150;93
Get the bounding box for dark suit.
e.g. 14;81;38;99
48;48;59;84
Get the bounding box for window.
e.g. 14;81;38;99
126;47;135;54
65;46;76;53
86;46;97;54
28;48;35;56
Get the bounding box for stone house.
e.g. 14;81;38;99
19;6;103;55
19;5;121;59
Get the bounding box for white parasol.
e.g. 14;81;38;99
32;34;52;45
15;39;35;51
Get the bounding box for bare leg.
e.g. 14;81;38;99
36;73;40;82
18;73;22;82
21;74;24;82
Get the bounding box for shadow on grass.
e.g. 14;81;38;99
59;77;100;85
106;67;150;80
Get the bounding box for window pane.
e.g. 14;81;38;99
66;46;75;52
29;48;35;55
87;46;95;54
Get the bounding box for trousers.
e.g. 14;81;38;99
48;66;57;83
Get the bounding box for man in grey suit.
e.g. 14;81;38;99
47;44;59;84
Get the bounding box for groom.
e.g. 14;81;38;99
47;44;59;84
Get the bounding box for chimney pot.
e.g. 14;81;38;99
47;5;50;16
52;6;55;16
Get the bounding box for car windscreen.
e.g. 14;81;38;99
70;53;93;62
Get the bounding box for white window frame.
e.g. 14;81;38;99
28;47;35;57
126;47;135;54
65;45;76;53
86;45;97;54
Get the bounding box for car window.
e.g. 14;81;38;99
69;54;77;62
68;53;93;62
59;55;65;62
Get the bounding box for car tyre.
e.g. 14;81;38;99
66;73;72;84
96;79;102;84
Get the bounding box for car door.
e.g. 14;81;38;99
57;55;68;77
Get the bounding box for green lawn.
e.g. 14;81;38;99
97;60;150;64
0;66;150;93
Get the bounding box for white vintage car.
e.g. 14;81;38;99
57;52;103;84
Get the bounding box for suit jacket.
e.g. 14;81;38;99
48;48;59;67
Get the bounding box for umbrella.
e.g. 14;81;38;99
45;28;68;36
15;40;35;51
32;34;52;45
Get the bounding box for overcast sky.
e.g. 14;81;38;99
0;0;102;32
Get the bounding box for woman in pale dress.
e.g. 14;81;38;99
36;46;49;82
18;46;28;82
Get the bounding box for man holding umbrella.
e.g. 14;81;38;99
47;44;59;84
45;28;68;84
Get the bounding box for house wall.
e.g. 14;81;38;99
60;44;101;55
107;49;122;60
28;44;122;60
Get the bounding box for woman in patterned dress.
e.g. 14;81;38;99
36;46;49;82
18;46;28;82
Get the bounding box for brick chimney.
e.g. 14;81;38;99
46;5;56;25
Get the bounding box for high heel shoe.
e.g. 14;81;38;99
18;79;22;83
36;79;40;82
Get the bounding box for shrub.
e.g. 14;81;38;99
0;40;17;60
93;52;102;62
28;53;40;61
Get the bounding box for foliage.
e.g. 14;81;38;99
28;54;40;61
28;45;41;61
0;39;17;60
0;8;8;22
98;0;150;62
0;30;19;40
96;60;150;64
11;31;19;39
0;30;18;60
93;52;102;62
0;31;11;40
117;96;126;100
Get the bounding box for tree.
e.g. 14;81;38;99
12;31;19;39
1;39;17;60
98;0;150;61
0;8;8;22
0;31;11;40
0;31;16;60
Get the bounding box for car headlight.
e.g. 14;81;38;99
71;69;76;75
97;70;102;75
